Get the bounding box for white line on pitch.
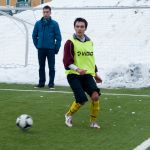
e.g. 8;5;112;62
133;138;150;150
0;88;72;94
0;88;150;97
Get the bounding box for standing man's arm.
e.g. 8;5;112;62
54;22;62;54
32;22;38;49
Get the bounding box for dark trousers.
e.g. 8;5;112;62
38;49;55;86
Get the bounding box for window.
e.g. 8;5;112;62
6;0;10;5
41;0;44;4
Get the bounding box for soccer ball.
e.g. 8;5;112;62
16;114;33;130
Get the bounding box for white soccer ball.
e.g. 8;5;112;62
16;114;33;130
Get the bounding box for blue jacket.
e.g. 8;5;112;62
32;17;62;53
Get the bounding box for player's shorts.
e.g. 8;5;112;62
67;74;101;104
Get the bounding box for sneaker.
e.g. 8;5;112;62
34;84;45;88
65;114;72;127
90;122;100;129
48;85;55;90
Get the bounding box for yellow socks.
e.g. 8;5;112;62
90;100;100;123
66;100;100;122
66;101;82;116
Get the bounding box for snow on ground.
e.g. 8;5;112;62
0;0;150;88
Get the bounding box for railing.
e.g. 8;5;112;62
0;10;29;67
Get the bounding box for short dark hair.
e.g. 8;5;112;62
74;18;88;29
43;5;51;11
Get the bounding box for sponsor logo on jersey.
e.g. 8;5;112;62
77;51;93;56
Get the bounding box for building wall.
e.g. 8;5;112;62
0;0;6;5
31;0;40;7
31;0;51;7
0;0;51;7
11;0;16;6
45;0;49;3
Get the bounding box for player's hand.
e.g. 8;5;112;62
76;68;87;75
94;74;102;83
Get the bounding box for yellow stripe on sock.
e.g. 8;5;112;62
66;101;82;116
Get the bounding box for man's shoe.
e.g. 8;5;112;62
34;84;45;88
48;84;55;90
65;114;72;127
90;122;100;129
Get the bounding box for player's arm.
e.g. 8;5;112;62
63;40;86;75
94;65;102;83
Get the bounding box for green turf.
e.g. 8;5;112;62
0;83;150;150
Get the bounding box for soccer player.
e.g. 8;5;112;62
63;18;102;128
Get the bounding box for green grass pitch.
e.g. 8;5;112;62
0;83;150;150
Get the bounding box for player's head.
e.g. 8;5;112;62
43;5;51;19
74;18;88;37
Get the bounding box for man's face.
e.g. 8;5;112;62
43;9;51;19
74;21;86;37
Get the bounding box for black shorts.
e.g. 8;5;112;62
67;74;101;104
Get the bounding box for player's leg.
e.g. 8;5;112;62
65;74;88;127
83;75;101;128
90;92;100;128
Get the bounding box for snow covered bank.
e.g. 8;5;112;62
0;0;150;88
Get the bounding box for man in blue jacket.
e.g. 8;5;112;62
32;5;62;89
